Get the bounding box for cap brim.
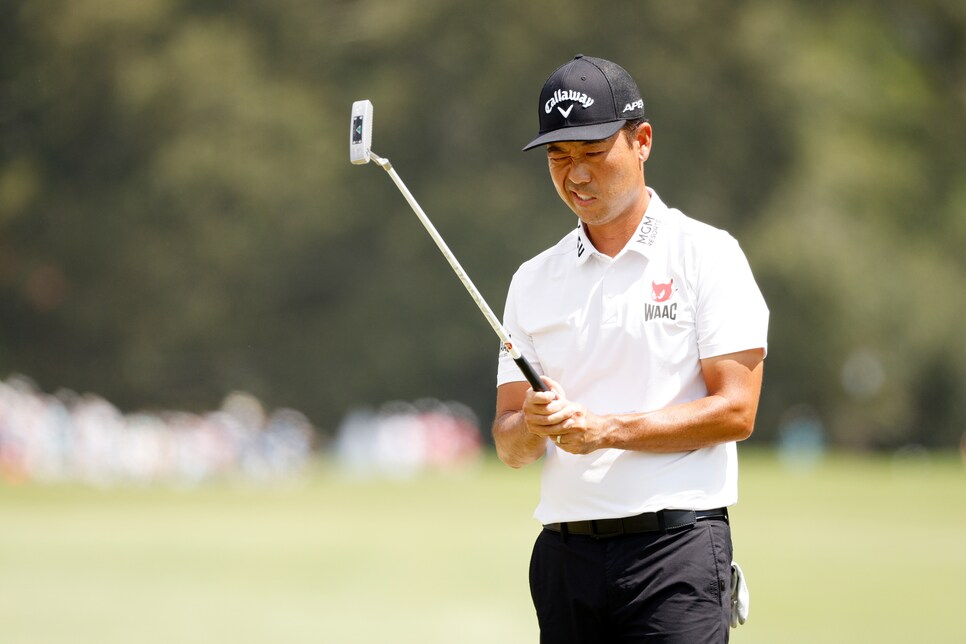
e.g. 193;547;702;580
522;120;626;151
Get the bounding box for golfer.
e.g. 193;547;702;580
493;55;768;643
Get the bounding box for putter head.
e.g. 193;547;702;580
349;100;373;165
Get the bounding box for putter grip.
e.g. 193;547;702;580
514;355;548;392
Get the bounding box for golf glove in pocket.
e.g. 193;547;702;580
730;561;749;627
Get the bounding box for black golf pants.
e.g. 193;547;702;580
529;517;733;643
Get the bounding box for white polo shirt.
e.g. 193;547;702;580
497;189;768;524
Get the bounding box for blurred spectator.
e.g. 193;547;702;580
776;404;827;472
0;375;314;486
334;399;482;479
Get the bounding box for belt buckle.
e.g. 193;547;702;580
662;510;697;531
590;518;624;539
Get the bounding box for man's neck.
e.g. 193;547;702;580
584;188;651;258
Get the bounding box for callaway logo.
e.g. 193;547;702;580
545;89;595;117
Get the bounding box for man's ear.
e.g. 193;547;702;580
638;122;652;163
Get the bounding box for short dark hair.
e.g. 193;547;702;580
622;118;647;141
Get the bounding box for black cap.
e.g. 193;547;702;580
523;55;646;151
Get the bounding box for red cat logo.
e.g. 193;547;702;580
651;279;674;303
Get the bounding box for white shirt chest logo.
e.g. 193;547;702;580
646;278;678;321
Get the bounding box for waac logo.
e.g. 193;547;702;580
645;278;677;321
651;279;674;303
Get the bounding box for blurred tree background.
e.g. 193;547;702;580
1;0;964;449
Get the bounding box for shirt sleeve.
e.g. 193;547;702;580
692;234;769;359
495;272;545;387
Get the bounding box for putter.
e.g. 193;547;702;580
349;99;547;393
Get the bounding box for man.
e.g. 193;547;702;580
493;55;768;643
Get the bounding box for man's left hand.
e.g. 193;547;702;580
524;377;608;454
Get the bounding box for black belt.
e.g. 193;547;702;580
543;508;728;539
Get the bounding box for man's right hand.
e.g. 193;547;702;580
523;377;608;455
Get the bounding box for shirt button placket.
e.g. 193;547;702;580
601;263;621;328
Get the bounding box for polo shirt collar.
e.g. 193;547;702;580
574;188;670;266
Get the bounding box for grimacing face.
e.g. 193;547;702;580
545;123;651;230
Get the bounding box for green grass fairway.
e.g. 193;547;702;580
1;450;964;643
